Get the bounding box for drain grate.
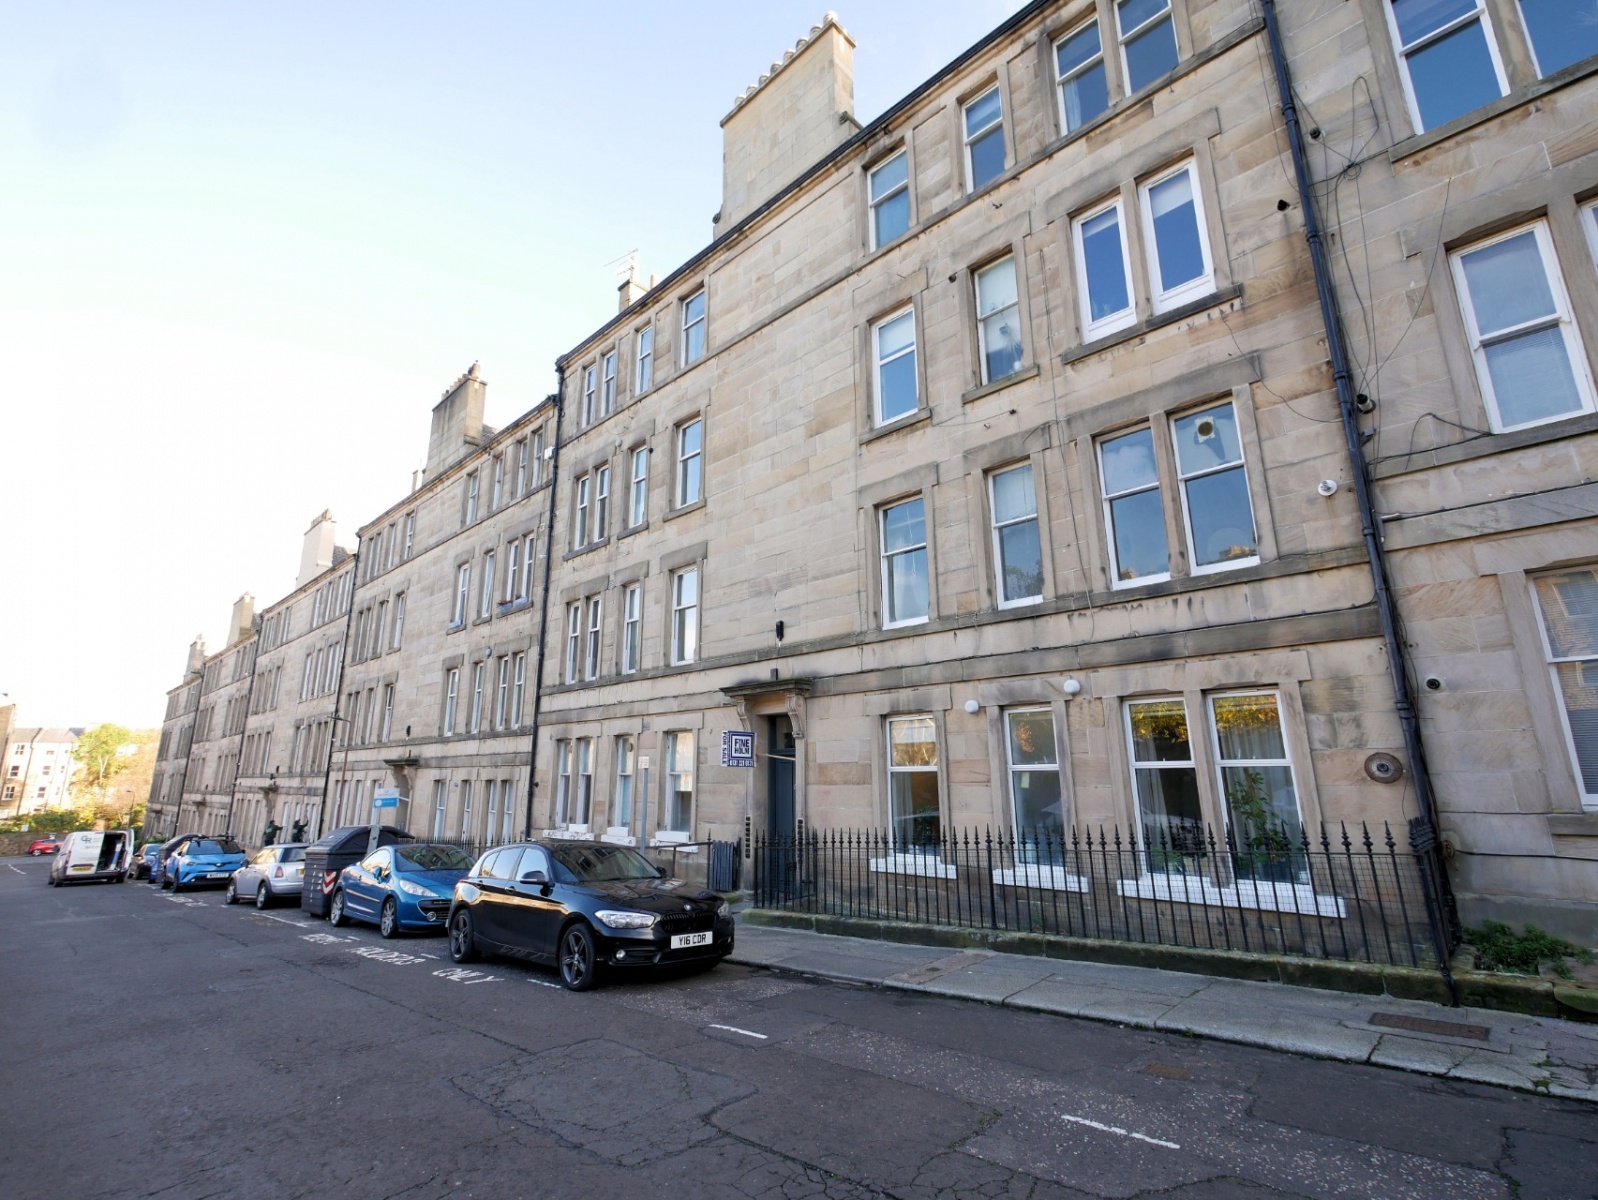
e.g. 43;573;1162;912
1370;1011;1489;1041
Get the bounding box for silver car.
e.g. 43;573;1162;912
225;844;307;908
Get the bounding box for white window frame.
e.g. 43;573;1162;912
460;780;473;839
1055;16;1108;135
574;473;591;547
581;363;597;426
584;596;602;681
1116;0;1180;93
495;656;510;729
392;592;405;649
564;602;581;684
469;661;485;734
621;583;642;674
515;438;528;496
1207;690;1305;845
1073;195;1137;340
880;496;930;628
520;534;535;600
433;780;448;839
480;551;496;619
511;652;526;726
504;538;521;604
871;306;919;426
670;567;699;665
1449;220;1597;433
629;446;650;527
1382;0;1508;134
490;455;504;511
1173;401;1259;575
381;684;394;742
881;714;948;866
572;738;594;829
601;351;616;416
681;289;707;367
1138;160;1215;314
661;731;694;839
989;463;1044;608
868;150;910;251
962;85;1005;194
554;741;572;825
465;472;480;524
443;668;459;735
975;256;1024;385
452;564;470;627
675;419;703;508
611;735;635;838
636;325;654;394
1098;426;1171;588
1531;567;1598;810
594;465;611;541
402;512;415;559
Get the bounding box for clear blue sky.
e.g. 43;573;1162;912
0;1;1023;728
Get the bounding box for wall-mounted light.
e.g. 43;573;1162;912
1062;678;1082;697
963;700;980;714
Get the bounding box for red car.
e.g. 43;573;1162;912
27;837;62;856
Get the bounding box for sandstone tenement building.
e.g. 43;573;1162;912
145;0;1598;941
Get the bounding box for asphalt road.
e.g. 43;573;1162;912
2;854;1594;1200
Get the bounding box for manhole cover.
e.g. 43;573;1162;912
1370;1012;1489;1041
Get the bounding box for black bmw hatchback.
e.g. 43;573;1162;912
446;840;734;990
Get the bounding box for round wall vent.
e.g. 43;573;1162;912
1364;752;1404;783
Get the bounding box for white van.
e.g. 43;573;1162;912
47;830;133;885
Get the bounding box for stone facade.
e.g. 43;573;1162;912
145;1;1598;939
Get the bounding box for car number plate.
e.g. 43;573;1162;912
206;872;229;879
670;931;712;950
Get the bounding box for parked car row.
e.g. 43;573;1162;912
50;823;733;991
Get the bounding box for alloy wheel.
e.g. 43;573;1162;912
256;884;270;910
559;924;598;991
449;912;477;963
380;898;399;939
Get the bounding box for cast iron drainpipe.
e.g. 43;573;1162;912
522;375;566;839
1261;1;1457;997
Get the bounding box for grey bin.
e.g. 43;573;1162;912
707;840;742;892
300;825;416;917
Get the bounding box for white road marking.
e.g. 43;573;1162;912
348;945;427;966
250;912;304;926
432;967;502;985
8;864;25;874
527;977;563;989
302;933;344;944
708;1024;769;1040
1060;1114;1180;1150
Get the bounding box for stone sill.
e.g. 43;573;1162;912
1548;813;1598;838
664;497;706;523
961;364;1040;406
1060;286;1243;366
858;407;932;447
1370;411;1598;479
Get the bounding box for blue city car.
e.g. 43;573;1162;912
162;836;248;892
447;841;733;990
329;843;475;938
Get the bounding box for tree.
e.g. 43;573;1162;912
71;725;157;828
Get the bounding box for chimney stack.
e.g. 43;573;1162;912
185;635;208;680
618;270;650;313
297;510;337;588
228;593;255;646
426;363;487;477
717;14;858;235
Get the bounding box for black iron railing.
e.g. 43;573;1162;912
751;823;1450;969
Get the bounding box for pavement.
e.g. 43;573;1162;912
729;922;1598;1103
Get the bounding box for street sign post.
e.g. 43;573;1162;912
370;789;403;853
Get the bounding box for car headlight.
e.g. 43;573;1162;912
595;910;658;930
396;878;433;897
716;900;730;919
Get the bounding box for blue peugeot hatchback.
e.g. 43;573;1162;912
329;843;474;938
162;835;248;892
